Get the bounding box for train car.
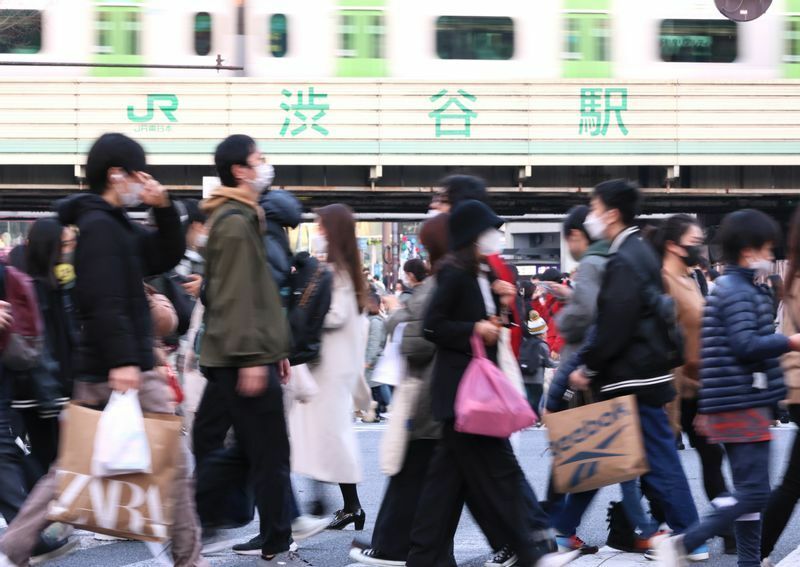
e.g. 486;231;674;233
0;0;798;80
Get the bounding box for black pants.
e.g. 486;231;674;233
406;422;550;567
195;366;292;555
681;398;728;502
372;440;454;562
10;409;59;488
0;401;27;524
761;404;800;559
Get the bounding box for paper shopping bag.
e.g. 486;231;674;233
47;402;183;542
544;394;649;494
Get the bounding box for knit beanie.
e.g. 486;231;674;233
527;312;548;336
449;200;503;251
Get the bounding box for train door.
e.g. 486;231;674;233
561;0;612;78
92;0;144;77
336;0;387;77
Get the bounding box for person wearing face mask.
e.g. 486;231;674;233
0;133;204;567
567;180;706;562
657;210;800;567
193;135;297;562
650;216;731;513
405;200;563;567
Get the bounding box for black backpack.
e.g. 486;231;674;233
519;336;544;377
288;253;332;365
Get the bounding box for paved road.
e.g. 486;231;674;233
6;423;799;566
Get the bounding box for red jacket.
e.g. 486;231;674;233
530;295;565;355
486;254;522;358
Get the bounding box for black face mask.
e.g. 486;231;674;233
681;244;703;267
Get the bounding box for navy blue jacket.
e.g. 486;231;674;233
699;266;789;414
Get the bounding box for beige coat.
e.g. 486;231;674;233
780;286;800;405
289;269;366;484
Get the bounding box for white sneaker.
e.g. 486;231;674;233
534;549;580;566
762;559;774;567
292;515;329;542
653;534;688;567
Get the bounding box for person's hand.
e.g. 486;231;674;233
474;320;500;347
547;284;573;300
137;172;170;208
237;365;268;396
182;274;203;298
109;365;141;392
382;295;401;313
278;359;291;385
569;368;591;391
0;301;12;332
491;280;517;299
790;334;800;352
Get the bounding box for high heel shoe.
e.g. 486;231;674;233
327;508;365;531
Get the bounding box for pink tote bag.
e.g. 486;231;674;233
454;333;537;438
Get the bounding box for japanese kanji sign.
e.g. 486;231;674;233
579;87;629;137
429;89;478;138
280;87;330;137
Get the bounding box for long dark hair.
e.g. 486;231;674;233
787;204;800;297
26;218;64;289
648;214;701;259
317;204;367;311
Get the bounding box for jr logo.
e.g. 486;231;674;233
127;94;179;123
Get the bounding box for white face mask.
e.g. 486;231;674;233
313;233;328;254
427;209;442;218
120;181;143;208
194;233;208;250
476;228;503;256
749;258;773;275
249;163;274;194
583;213;607;241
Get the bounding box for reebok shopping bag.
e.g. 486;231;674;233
544;394;649;494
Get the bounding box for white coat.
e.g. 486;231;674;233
289;268;366;484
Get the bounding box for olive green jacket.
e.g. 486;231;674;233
200;200;290;367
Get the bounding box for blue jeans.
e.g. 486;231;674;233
552;489;596;536
638;403;699;533
620;479;659;538
683;441;771;567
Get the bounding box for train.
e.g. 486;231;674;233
0;0;797;80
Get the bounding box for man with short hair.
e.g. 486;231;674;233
0;132;204;567
194;134;296;562
568;179;704;560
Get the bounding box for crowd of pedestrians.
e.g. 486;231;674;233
0;132;798;567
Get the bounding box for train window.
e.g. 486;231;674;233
94;11;113;54
339;14;357;58
0;10;42;54
563;17;582;60
122;11;140;55
194;12;212;56
659;19;737;63
270;14;287;57
785;19;800;63
592;18;610;61
435;16;514;60
366;14;385;59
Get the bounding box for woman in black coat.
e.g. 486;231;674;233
10;218;78;477
405;201;559;567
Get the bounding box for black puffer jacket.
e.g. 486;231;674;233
57;194;185;382
699;266;789;414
